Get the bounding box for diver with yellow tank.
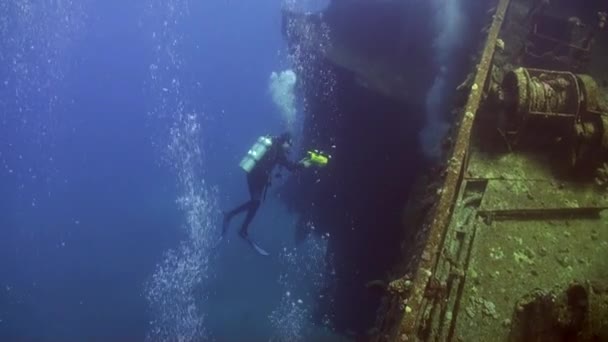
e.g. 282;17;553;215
219;132;330;255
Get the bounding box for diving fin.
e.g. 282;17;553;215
239;231;270;256
247;238;270;256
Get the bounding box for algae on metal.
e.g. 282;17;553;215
372;0;608;340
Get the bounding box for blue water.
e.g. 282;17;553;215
1;0;338;341
0;0;487;340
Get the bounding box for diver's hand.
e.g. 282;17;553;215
299;157;313;168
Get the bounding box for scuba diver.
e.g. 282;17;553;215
220;132;325;255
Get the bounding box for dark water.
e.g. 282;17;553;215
0;0;482;340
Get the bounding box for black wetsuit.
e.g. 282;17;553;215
223;138;301;238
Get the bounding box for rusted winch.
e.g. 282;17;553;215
500;67;608;165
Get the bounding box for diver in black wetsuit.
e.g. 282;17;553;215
222;132;311;241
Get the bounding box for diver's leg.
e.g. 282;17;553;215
225;201;252;219
238;200;260;238
224;196;257;236
222;174;259;236
239;174;265;238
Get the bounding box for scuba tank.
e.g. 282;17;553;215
239;136;273;173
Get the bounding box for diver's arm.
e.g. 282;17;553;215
277;152;309;172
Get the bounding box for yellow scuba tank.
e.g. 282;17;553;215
307;150;330;167
239;136;273;173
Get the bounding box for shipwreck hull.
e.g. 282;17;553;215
374;0;608;340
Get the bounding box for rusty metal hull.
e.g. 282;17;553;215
373;0;608;340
